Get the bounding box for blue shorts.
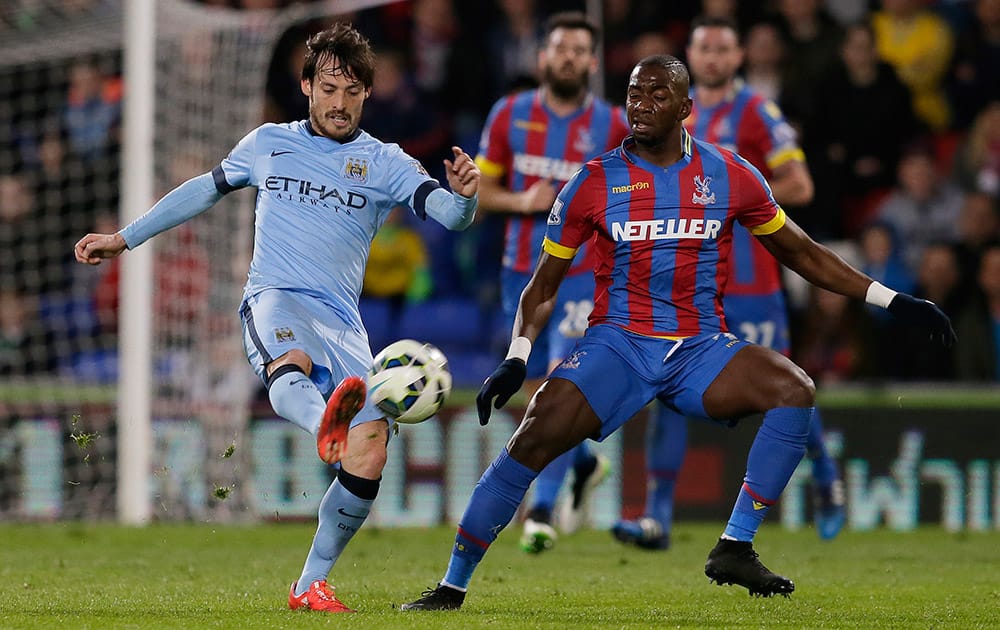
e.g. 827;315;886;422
240;288;388;429
723;291;790;356
549;324;749;441
501;268;595;379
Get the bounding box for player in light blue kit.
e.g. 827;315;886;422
74;23;480;614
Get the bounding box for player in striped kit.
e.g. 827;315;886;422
474;11;630;553
612;16;844;551
75;23;480;613
402;54;953;610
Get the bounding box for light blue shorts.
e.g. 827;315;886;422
549;324;748;441
240;288;387;429
502;268;595;379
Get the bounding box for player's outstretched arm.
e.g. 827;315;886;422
758;217;956;346
476;253;571;425
75;232;127;265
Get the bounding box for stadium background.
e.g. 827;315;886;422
1;0;998;533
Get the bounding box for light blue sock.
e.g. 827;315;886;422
724;407;810;541
268;367;326;435
442;448;536;590
807;408;838;488
646;404;689;533
296;468;379;594
531;450;573;517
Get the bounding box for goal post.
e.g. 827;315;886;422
118;0;156;526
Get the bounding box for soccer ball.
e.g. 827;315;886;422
368;339;452;424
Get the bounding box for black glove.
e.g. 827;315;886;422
475;359;527;426
887;293;957;347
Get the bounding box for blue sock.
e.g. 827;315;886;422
268;366;326;435
807;408;838;489
531;450;573;518
646;404;689;533
724;407;810;541
296;468;379;594
442;448;536;590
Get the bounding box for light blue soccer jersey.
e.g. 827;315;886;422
214;121;441;332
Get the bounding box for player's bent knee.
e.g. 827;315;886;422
266;348;313;377
773;364;815;408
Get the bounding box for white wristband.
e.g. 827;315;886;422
505;336;532;362
865;281;898;309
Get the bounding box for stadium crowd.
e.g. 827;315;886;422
1;0;998;384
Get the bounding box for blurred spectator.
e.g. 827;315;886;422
793;286;873;384
772;0;844;124
0;287;52;375
264;22;311;122
485;0;544;101
952;100;1000;196
857;220;915;377
0;172;49;295
410;0;459;102
62;57;121;161
954;191;1000;287
859;220;916;299
875;142;965;272
362;208;432;326
32;124;100;260
871;0;955;131
363;47;451;180
954;242;1000;380
948;0;1000;130
897;242;963;380
809;21;920;237
824;0;869;26
742;21;785;102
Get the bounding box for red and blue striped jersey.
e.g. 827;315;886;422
686;80;804;296
476;89;631;275
542;131;786;338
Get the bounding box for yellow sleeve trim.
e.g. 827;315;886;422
542;237;578;259
474;155;505;178
749;207;786;236
766;147;806;171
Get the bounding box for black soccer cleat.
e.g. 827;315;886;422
704;538;795;598
400;584;466;611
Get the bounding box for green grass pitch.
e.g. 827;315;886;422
2;523;999;628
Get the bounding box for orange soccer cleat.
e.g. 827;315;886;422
288;580;356;613
316;376;366;464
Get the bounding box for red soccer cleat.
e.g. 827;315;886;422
317;376;366;464
288;580;356;613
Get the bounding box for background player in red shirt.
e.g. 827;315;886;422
474;11;631;553
612;16;846;551
402;55;954;610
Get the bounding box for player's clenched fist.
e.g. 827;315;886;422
444;146;480;198
74;232;127;265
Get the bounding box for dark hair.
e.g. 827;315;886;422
689;15;741;43
301;22;376;88
636;54;690;86
544;11;600;51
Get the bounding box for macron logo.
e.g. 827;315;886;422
611;218;723;241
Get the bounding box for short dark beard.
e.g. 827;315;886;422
543;66;589;101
